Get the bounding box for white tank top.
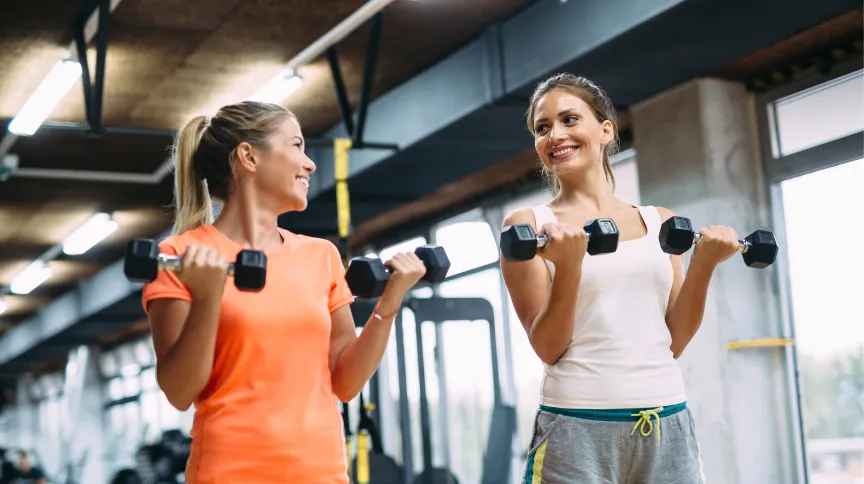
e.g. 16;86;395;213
529;204;687;409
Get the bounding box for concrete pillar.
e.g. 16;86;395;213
631;78;798;483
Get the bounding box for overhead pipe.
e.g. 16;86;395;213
281;0;397;74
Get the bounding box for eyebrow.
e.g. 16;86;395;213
534;109;578;124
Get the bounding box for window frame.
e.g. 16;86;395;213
755;60;863;184
755;57;864;484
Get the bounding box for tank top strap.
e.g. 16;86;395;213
636;205;662;236
529;205;558;231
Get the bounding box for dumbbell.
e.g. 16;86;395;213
658;216;778;269
123;238;268;291
345;245;451;299
499;218;620;262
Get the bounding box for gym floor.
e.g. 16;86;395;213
0;1;862;483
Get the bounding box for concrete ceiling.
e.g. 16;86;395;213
0;0;537;333
0;0;860;382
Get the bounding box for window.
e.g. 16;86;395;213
378;236;427;261
434;218;499;277
769;69;863;157
779;158;864;483
437;269;501;484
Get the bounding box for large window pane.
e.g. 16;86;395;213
378;236;427;261
437;269;502;483
772;70;864;157
435;221;499;277
780;158;864;483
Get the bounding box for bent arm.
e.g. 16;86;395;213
328;291;403;402
500;208;581;366
148;295;222;410
659;207;714;359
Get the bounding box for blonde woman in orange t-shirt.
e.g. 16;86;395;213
140;101;425;484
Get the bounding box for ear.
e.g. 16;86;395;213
234;142;258;174
599;120;614;147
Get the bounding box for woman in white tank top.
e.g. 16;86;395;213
500;74;743;484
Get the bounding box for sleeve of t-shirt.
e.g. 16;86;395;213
327;242;355;313
140;238;193;314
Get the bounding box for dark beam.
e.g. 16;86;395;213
354;12;384;147
72;0;111;136
327;47;355;137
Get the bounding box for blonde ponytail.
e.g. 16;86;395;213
172;115;213;235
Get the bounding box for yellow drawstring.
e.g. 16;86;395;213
630;407;664;444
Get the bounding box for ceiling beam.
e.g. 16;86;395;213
281;0;862;238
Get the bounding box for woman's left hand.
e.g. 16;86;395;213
381;252;427;298
691;225;741;270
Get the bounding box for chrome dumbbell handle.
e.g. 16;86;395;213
156;253;237;276
691;233;749;253
535;230;595;249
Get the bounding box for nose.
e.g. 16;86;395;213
549;122;566;143
304;154;316;174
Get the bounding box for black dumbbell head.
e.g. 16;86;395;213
415;245;451;283
742;230;778;269
346;257;390;299
500;224;540;262
659;216;696;255
584;218;620;255
124;238;159;283
233;250;267;291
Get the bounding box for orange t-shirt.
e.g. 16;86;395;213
141;224;355;484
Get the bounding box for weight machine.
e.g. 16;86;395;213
348;296;517;484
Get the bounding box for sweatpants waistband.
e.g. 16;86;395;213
538;401;687;422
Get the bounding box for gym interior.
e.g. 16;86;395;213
0;0;862;483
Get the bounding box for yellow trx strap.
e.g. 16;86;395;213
356;401;376;484
356;431;370;484
334;137;353;265
335;138;356;479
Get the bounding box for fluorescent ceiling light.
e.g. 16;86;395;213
248;69;302;104
0;297;7;316
8;59;83;136
10;260;52;295
62;212;119;255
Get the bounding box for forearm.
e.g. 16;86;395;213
530;266;581;365
156;296;221;410
667;261;714;358
331;291;402;401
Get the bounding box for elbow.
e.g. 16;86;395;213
166;394;194;412
535;344;564;366
331;373;361;403
160;380;194;411
156;368;196;411
529;332;566;366
539;353;562;366
332;382;360;403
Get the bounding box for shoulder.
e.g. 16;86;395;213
654;206;677;222
290;232;341;257
156;226;211;254
502;206;539;230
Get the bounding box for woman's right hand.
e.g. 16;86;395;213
536;222;588;267
176;245;228;300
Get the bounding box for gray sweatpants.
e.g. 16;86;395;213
523;403;706;484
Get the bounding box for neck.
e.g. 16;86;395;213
554;164;618;213
212;181;283;251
